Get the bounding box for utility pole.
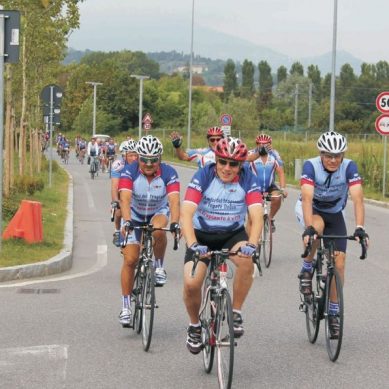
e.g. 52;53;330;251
131;75;149;139
329;0;338;131
294;84;299;131
308;82;313;128
187;0;195;149
86;81;102;136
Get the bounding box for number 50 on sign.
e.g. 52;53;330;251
376;91;389;113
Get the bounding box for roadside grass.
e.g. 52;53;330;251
0;160;68;267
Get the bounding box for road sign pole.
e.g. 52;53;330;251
49;86;54;188
0;8;5;250
384;136;387;198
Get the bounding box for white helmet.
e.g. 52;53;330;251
317;131;347;153
120;139;137;154
136;135;163;157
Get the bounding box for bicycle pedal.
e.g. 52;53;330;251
299;303;307;313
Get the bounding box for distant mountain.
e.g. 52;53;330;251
63;48;94;64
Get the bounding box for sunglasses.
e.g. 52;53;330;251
139;156;159;164
321;152;342;160
217;158;240;167
208;137;222;143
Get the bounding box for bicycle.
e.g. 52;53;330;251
191;249;261;389
122;223;180;352
89;156;99;179
299;234;367;362
258;193;283;268
107;155;115;178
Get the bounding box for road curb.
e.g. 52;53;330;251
0;171;74;282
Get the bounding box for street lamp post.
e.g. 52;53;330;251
329;0;338;131
131;75;149;138
187;0;195;149
86;81;102;136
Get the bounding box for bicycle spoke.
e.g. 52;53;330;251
305;266;322;343
216;290;234;389
262;216;273;268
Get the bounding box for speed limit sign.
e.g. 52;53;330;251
376;91;389;113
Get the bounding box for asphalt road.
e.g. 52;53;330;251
0;154;388;389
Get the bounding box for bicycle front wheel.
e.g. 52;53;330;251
201;278;216;373
216;289;234;389
141;265;156;352
305;266;321;343
262;215;273;268
324;267;344;362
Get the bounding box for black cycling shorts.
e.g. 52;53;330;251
184;227;248;264
313;209;347;252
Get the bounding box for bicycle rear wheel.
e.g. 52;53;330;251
141;265;156;351
262;215;273;268
201;278;216;373
305;266;321;343
324;268;344;362
216;289;234;389
131;270;143;334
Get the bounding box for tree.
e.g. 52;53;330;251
258;61;273;109
307;64;322;101
241;60;255;98
290;62;304;76
277;66;287;85
223;59;238;101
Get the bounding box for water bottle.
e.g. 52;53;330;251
219;263;228;288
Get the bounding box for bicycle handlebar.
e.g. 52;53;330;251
121;224;180;250
301;235;367;260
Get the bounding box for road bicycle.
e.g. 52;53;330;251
89;156;99;179
258;193;283;268
122;223;180;352
192;249;260;389
299;234;367;362
107;155;115;178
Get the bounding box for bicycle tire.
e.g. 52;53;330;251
141;265;155;352
131;270;143;334
201;277;216;373
305;266;321;343
216;289;234;389
324;267;344;362
262;215;273;268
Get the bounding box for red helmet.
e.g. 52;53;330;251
215;137;248;162
207;126;224;138
256;134;272;145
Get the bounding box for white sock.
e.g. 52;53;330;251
190;322;201;327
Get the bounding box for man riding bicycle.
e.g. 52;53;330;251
249;133;288;232
170;126;224;168
181;137;263;354
295;131;369;338
118;135;180;327
110;139;138;247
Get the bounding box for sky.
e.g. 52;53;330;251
68;0;388;63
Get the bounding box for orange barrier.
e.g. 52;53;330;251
2;200;43;243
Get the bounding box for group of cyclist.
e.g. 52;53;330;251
86;136;118;172
108;125;369;353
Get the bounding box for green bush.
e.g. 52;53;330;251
14;176;45;195
1;196;19;220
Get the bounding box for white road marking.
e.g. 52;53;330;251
83;179;95;208
0;245;108;288
0;344;69;383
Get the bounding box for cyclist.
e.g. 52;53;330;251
60;137;70;162
295;131;369;338
118;135;180;327
249;133;287;232
106;138;117;169
181;137;263;354
110;139;138;247
170;126;224;168
78;138;87;163
87;137;100;169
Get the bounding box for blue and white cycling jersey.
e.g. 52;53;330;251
187;147;215;168
107;144;116;156
184;163;262;232
249;148;283;167
300;156;362;213
249;154;280;192
118;162;180;221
